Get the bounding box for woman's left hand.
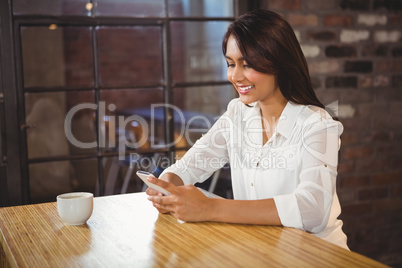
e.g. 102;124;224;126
146;176;212;222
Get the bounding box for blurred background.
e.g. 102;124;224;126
0;0;401;266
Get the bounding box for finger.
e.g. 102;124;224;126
154;205;170;214
147;194;172;205
147;176;176;194
148;195;177;213
153;201;173;212
145;187;161;196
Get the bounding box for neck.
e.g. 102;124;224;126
259;95;288;123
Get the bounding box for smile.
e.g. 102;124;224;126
238;85;255;94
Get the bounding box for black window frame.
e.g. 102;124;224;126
1;0;258;205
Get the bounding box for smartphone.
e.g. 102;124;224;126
136;171;170;196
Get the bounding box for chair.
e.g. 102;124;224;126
99;116;222;195
174;132;221;193
97;116;151;195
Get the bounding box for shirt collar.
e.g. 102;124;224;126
242;101;304;139
242;102;261;122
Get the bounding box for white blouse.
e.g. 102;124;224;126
162;98;348;249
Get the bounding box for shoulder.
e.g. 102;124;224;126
297;105;343;135
298;105;328;121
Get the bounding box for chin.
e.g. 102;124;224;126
239;95;256;105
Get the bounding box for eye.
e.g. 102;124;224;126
226;62;235;68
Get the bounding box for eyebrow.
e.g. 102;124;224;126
225;55;245;61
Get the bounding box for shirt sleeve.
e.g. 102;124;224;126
274;114;344;233
160;99;237;185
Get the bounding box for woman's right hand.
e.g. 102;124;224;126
145;183;171;214
145;172;184;214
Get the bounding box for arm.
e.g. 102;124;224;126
157;100;239;186
147;176;282;225
159;172;184;186
148;111;342;229
207;198;281;225
145;111;231;214
275;116;343;233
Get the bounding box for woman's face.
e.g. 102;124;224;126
225;35;281;105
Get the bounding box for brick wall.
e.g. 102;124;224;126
262;0;402;266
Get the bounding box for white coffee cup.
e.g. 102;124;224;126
57;192;93;225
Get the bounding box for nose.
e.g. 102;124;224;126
229;66;245;83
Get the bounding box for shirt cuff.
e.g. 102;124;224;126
273;194;304;230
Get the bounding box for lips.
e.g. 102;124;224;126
237;85;255;94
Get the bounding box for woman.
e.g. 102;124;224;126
146;9;348;249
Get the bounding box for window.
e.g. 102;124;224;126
13;0;240;203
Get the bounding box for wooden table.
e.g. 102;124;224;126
0;193;387;267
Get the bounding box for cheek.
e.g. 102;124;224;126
248;71;276;87
246;71;262;83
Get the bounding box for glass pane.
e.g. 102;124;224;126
172;84;236;146
97;26;163;87
63;27;95;87
94;0;165;17
168;0;234;17
99;88;165;153
25;91;97;160
21;26;94;88
171;21;230;83
29;158;98;204
13;0;91;16
101;152;168;196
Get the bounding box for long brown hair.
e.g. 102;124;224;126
222;9;327;111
